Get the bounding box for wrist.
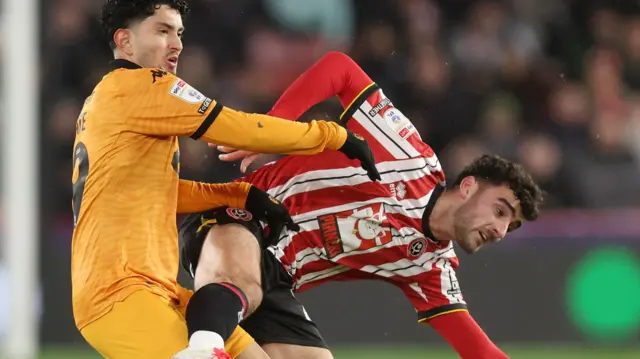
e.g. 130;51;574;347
329;125;348;150
234;182;252;209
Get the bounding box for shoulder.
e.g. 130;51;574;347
103;68;179;92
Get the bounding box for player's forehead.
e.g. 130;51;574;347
141;4;184;30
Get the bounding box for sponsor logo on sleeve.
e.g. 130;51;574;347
169;79;206;104
368;98;392;117
198;98;213;114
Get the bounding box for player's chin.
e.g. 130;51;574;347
162;66;177;75
458;238;481;254
157;64;177;74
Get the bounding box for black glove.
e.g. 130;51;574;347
245;185;300;246
338;130;381;182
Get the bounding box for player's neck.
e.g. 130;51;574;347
113;51;140;67
425;193;456;243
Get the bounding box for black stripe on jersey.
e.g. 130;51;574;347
357;108;412;158
191;102;223;140
292;233;404;264
271;217;318;244
298;246;453;285
272;159;436;200
417;303;468;322
367;247;454;276
273;172;368;198
270;207;416;249
339;84;380;123
291;230;452;270
404;205;429;211
296;250;322;264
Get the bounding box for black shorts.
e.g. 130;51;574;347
179;207;327;349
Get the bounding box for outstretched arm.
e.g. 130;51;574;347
176;179;250;214
268;51;374;120
428;311;509;359
218;52;375;170
398;277;508;358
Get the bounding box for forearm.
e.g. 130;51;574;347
268;52;375;120
428;311;509;359
199;107;347;154
176;179;251;214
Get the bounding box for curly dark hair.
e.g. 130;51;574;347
453;154;543;222
101;0;190;50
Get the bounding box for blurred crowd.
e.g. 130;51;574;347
42;0;640;217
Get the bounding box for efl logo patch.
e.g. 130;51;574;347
171;80;185;95
382;108;416;140
398;124;415;139
169;79;206;104
407;238;427;258
226;208;253;221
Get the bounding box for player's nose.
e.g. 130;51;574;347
170;36;183;53
490;223;508;240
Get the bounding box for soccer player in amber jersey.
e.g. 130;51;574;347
73;2;379;358
179;52;544;359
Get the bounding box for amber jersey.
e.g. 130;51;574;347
71;60;349;330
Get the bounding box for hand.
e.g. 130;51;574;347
338;130;381;182
210;143;263;173
244;186;300;246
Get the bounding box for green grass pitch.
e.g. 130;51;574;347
38;345;640;359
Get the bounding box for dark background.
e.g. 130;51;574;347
25;0;640;352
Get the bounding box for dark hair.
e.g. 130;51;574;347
101;0;190;50
453;154;543;221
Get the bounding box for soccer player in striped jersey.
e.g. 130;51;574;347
178;52;543;359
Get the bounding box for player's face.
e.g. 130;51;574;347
128;5;184;74
452;178;522;254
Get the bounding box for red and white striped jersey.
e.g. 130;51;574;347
243;84;466;321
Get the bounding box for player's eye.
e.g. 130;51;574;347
507;221;522;233
178;32;184;38
495;207;504;217
159;29;169;34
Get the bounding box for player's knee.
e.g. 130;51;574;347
197;275;263;315
237;279;263;315
193;222;264;313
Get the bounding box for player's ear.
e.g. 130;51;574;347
458;176;478;200
113;29;134;56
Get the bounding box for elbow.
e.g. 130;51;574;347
319;51;372;91
321;51;358;68
322;51;352;62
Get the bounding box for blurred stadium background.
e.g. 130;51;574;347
2;0;640;358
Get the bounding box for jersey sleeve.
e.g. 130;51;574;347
339;84;434;161
267;52;433;162
121;69;219;137
394;258;467;323
122;69;347;154
176;179;251;214
267;51;374;121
